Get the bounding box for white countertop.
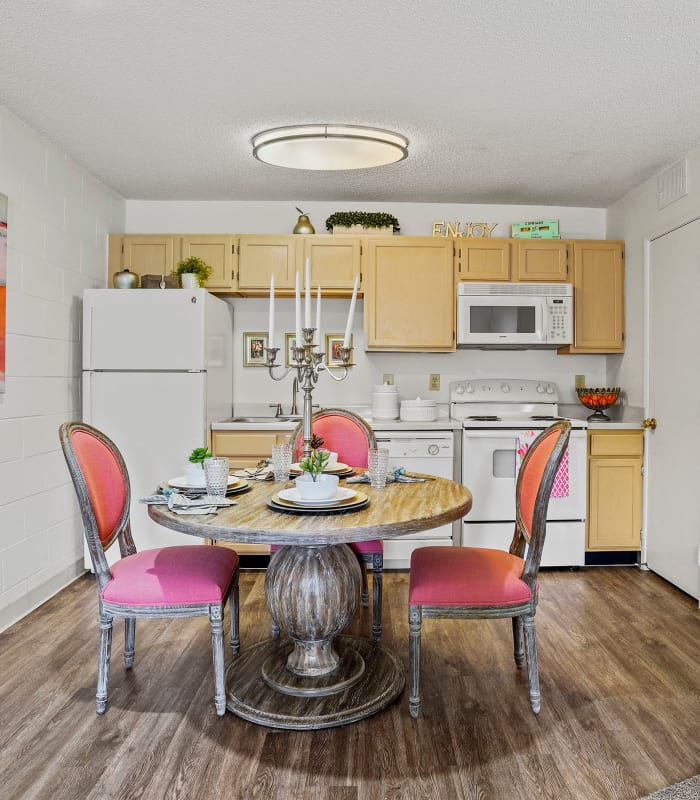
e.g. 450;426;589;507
559;404;644;430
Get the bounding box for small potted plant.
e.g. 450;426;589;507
174;256;213;288
325;211;400;235
184;446;212;486
295;434;338;499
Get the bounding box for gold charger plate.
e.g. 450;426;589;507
266;490;369;515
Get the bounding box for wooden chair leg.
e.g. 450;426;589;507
124;618;135;668
523;613;541;714
371;553;383;641
408;604;422;719
360;559;369;606
209;605;226;716
229;570;240;656
512;616;524;668
96;612;113;715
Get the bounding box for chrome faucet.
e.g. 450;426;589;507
290;377;299;416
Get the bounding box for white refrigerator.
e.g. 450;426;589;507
82;288;233;565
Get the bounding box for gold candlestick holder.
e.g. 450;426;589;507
265;327;352;460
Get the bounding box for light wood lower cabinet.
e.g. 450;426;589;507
211;429;292;555
365;237;455;351
586;430;643;551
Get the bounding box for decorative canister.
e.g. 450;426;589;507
293;207;315;234
372;384;399;420
112;268;139;289
400;397;437;422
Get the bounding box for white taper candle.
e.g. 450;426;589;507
343;275;359;349
268;274;275;348
304;257;311;328
315;285;321;346
295;271;302;347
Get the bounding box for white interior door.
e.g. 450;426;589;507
646;218;700;599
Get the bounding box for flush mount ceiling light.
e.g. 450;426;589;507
252;124;408;170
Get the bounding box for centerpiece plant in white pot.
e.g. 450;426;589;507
184;447;212;487
174;256;213;288
295;434;339;500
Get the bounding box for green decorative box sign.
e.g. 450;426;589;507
511;220;560;239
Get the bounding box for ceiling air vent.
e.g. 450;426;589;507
657;159;688;209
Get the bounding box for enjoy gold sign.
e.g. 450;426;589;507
432;222;497;238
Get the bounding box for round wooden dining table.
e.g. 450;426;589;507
149;476;472;729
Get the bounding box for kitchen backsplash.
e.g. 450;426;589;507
226;297;608;411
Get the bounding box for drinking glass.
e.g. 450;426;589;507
203;457;230;496
271;443;293;481
367;447;390;489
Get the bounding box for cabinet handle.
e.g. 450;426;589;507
643;418;657;430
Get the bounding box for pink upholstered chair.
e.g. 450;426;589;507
407;421;571;718
59;421;240;716
271;408;384;640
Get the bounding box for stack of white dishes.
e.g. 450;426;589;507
400;397;437;422
372;383;399;420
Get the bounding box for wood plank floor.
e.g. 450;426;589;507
0;567;698;800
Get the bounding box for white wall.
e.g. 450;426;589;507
126;200;609;409
607;147;700;406
0;104;126;631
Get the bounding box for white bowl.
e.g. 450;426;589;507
295;473;339;500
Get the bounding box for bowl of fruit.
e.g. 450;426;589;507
576;387;621;420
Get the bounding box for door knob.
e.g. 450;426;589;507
643;418;657;430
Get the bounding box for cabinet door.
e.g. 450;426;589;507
587;455;642;550
365;237;455;351
237;235;301;292
118;235;177;282
456;239;510;280
180;235;237;292
561;241;624;353
303;235;362;294
515;239;569;281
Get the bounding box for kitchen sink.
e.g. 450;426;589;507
227;415;302;423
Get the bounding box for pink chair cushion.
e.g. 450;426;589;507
409;546;532;607
102;546;238;607
71;429;126;547
293;414;370;468
350;540;383;555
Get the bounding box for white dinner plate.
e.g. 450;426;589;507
290;462;351;474
168;476;242;490
277;487;357;507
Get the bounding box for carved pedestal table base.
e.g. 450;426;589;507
226;543;405;729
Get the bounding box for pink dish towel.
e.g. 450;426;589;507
516;430;569;498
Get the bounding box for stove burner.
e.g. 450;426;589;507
467;415;501;421
530;415;564;421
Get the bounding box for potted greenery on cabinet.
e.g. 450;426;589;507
325;211;400;235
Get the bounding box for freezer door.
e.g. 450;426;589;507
82;371;208;566
83;288;217;370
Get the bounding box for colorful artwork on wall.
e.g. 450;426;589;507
0;192;6;393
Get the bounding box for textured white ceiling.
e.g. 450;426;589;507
2;0;700;206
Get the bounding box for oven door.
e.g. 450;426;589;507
461;428;586;521
457;295;545;346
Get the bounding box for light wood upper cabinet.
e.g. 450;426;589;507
365;237;455;351
180;235;237;292
587;430;643;551
455;239;511;281
237;235;301;292
515;239;569;281
303;235;362;294
111;235;178;282
559;240;624;353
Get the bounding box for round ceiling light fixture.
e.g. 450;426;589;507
251;124;408;170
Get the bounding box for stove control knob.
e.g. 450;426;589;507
455;383;465;394
546;384;555;394
465;383;475;394
428;444;440;456
501;383;510;393
536;383;545;393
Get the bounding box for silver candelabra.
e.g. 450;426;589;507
265;327;351;460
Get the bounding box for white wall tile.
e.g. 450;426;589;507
0;500;26;549
3;535;48;589
0;419;23;461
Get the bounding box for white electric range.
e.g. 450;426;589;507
450;378;587;567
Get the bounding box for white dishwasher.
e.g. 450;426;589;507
374;431;457;568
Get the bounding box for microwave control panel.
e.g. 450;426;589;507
545;297;573;343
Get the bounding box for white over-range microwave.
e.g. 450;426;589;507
456;282;573;348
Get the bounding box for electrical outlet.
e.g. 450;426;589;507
429;374;440;391
575;374;586;389
382;373;394;386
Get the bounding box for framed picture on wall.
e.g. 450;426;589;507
325;334;353;367
243;332;268;367
285;333;298;367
